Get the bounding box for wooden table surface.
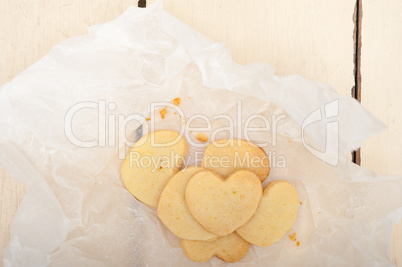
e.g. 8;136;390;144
1;0;401;265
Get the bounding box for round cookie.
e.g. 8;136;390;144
120;130;187;207
186;170;262;236
157;167;217;241
181;232;249;263
201;139;270;182
236;180;299;246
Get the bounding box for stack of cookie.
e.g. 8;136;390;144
121;130;299;263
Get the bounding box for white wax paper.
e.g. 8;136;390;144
1;1;401;266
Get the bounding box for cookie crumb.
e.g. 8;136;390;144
297;241;300;247
300;202;302;205
288;140;292;143
289;233;296;241
196;133;208;143
146;118;151;121
160;107;167;119
173;98;181;106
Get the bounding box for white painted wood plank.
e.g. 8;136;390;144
361;0;402;177
150;0;355;97
0;0;138;84
360;2;402;264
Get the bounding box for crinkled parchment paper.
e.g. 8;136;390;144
1;1;401;266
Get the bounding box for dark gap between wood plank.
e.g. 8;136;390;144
138;0;146;8
352;0;362;165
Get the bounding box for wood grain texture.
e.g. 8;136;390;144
0;0;138;84
150;0;355;97
392;221;402;267
360;2;402;264
360;0;402;177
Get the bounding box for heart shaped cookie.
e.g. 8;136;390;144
181;233;249;263
236;180;299;246
120;130;187;207
186;170;262;236
157;167;217;241
202;139;270;182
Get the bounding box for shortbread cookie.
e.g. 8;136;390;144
236;180;299;246
186;170;262;236
157;167;217;241
181;233;249;263
202;139;270;182
120;130;187;207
